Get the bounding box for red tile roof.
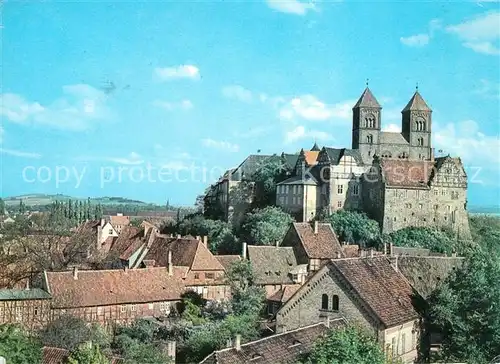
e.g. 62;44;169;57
268;284;301;303
331;257;419;328
381;159;434;188
292;223;344;259
110;215;130;226
304;151;319;166
215;255;241;271
106;226;143;259
343;244;360;258
45;267;185;308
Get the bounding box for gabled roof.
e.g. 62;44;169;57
0;288;51;300
106;226;143;259
380;159;434;188
329;257;419;328
45;267;185;308
215;255;241;271
380;132;408;145
281;153;300;170
199;321;346;364
323;147;363;165
291;223;344;259
402;91;431;112
247;246;298;285
353;87;381;109
304;151;319;166
310;142;321;151
268;284;301;303
110;215;130;226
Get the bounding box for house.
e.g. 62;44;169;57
38;267;185;325
199;319;347;364
109;213;131;234
42;346;123;364
0;287;51;331
245;244;305;295
281;222;345;271
76;219;118;253
275;257;421;363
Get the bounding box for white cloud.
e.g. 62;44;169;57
153;99;193;111
446;11;500;55
382;123;402;133
0;148;41;159
222;85;253;103
434;120;500;165
400;34;430;47
202;138;240;152
0;84;110;131
474;78;500;99
265;0;317;15
154;65;200;81
279;95;354;122
284;125;332;144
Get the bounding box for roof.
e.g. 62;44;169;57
402;91;431;112
343;244;360;258
310;142;321;152
45;267;185;308
231;155;274;181
281;153;300;170
353;87;381;108
396;256;464;298
215;255;241;271
292;223;344;259
392;246;431;257
0;288;51;300
110;215;130;226
106;226;143;259
303;151;319;166
323;148;363;165
380;132;409;145
247;246;298;285
277;174;318;186
42;347;123;364
199;320;346;364
380;159;434;188
143;236;224;271
330;257;420;328
268;284;301;303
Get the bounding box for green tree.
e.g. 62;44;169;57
241;206;294;246
300;326;386;364
0;324;42;364
67;342;109;364
0;198;5;214
225;259;265;316
18;199;26;214
251;155;288;208
426;250;500;364
322;210;380;246
469;215;500;256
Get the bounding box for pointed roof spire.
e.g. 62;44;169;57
402;90;431;112
311;141;320;152
353;87;381;109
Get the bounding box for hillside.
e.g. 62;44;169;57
3;194;149;207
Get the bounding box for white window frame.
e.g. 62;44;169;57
337;185;343;195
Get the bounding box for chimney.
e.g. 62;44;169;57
369;248;374;258
166;341;176;362
177;234;181;239
275;240;279;248
100;218;105;227
314;221;319;234
196;235;201;241
389;242;394;257
124;266;129;274
242;242;247;260
383;243;388;255
73;267;78;280
234;335;241;351
168;250;173;276
393;255;399;272
117;213;123;216
203;235;208;248
25;279;30;291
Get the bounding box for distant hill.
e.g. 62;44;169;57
469;205;500;216
3;194;149;207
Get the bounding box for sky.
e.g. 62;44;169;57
1;0;499;207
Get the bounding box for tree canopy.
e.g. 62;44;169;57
300;326;387;364
0;324;42;364
322;210;380;246
250;155;288;208
426;249;500;364
241;206;294;246
67;342;109;364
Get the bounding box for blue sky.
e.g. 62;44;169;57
1;0;499;207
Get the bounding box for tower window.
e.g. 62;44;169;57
417;137;424;146
366;134;373;144
364;114;376;128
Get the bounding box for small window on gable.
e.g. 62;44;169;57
321;294;329;310
332;295;339;311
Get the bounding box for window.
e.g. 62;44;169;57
331;295;339;311
206;273;215;279
337;201;342;208
417;137;424;146
194;273;200;280
293;185;297;194
391;338;396;357
130;305;136;312
33;307;39;316
285;185;289;194
401;333;406;354
148;303;154;310
109;229;113;234
441;190;446;196
15;306;22;321
352;185;359;196
434;189;439;196
419;203;423;209
97;307;103;316
337;185;343;194
321;294;329;310
393;217;397;222
412;330;417;348
366;134;373;144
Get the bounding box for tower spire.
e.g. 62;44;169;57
366;78;369;87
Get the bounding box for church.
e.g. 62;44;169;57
276;87;470;238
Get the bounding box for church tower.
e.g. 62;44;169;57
401;90;433;160
352;87;382;165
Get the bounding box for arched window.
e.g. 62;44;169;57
417;137;424;146
321;294;329;310
366;134;373;144
332;295;339;311
364;114;376;129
